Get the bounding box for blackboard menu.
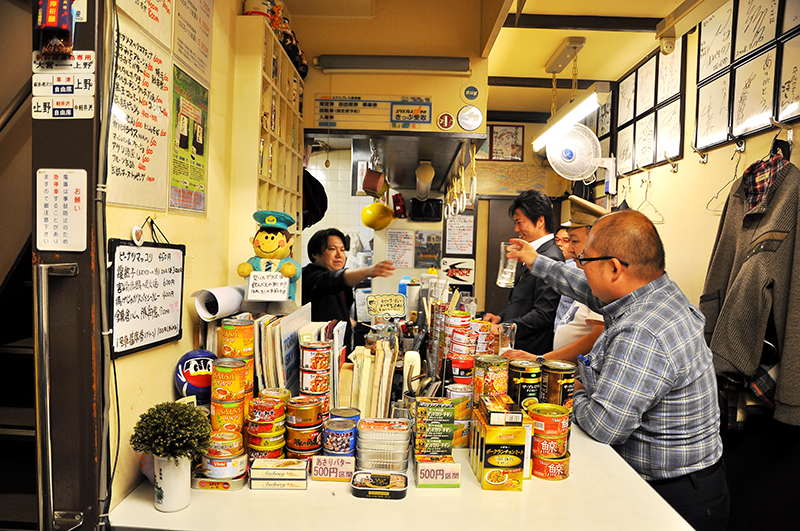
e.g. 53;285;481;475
109;239;185;358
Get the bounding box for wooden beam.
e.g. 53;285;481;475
487;110;549;124
481;0;515;58
488;76;598;90
504;13;661;33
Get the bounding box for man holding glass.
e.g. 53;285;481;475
483;189;563;354
507;209;729;531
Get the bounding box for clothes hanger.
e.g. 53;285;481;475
706;148;743;213
636;169;665;224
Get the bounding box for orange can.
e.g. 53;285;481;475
527;403;571;436
219;318;254;358
211;358;246;401
210;398;245;432
532;452;570;480
532;431;569;458
286;396;323;427
259;387;291;405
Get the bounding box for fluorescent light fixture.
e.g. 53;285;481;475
314;55;471;76
532;82;611;153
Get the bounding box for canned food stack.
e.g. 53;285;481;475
428;301;450;374
323;407;361;457
414;397;455;456
245;397;287;462
210;358;247;433
285;395;324;460
470;319;495;355
356;418;412;472
200;430;248;481
445;384;473;448
446;315;476;385
299;341;333;419
527;403;571;480
219;318;256;417
508;360;542;409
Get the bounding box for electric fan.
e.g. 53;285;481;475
546;123;616;192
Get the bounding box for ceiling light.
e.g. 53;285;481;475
532;82;611;153
314;55;472;76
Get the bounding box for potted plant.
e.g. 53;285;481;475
130;401;211;512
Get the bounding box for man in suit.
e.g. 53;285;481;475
484;189;564;354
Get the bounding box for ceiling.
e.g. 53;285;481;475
286;0;695;189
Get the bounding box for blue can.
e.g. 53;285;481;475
323;418;357;454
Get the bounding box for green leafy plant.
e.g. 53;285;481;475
130;401;211;463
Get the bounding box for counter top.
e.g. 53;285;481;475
110;427;692;531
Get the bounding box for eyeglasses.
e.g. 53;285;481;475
577;252;629;267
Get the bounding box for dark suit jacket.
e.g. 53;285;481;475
499;238;564;354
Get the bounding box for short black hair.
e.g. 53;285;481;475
307;228;349;260
509;189;555;234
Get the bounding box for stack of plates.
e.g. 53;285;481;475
355;418;411;472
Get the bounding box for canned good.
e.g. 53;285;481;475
470;319;492;333
207;430;243;456
286;396;323;427
259;387;291;404
531;431;569;458
449;339;475;356
228;355;254;390
248;441;286;461
286;446;322;460
453;419;471;448
446;383;473;420
201;451;248;479
450;354;474;384
301;391;330;415
249;398;285;422
211;358;246;401
508;360;542;405
526;403;571;436
300;341;332;370
329;407;361;424
540;360;576;411
452;327;477;345
300;368;331;394
323;418;357;454
246;415;286;435
473;355;508;402
286;424;323;450
210;398;245;432
219;318;254;358
446;310;472;327
532;452;570;480
247;429;286;448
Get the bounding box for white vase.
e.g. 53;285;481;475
153;455;191;512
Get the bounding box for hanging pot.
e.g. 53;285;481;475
361;202;393;230
362;169;388;198
153;455;191;512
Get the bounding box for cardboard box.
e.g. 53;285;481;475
470;409;529;491
478;395;524;426
415;397;455;423
249;458;308;480
414;454;461;488
249;478;308;490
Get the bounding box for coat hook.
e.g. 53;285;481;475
735;138;746;153
663;152;678;173
690;142;709;164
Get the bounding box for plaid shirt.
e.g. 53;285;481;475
532;257;723;481
742;154;788;210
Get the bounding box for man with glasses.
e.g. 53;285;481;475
508;209;729;531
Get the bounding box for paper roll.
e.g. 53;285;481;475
190;285;246;322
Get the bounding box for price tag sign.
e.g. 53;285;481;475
311;456;355;481
365;293;407;318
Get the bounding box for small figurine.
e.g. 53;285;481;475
237;210;301;301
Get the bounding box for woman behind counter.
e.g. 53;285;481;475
302;228;395;352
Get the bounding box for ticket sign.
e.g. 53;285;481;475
33;73;95;96
32;97;94;119
245;271;289;301
365;293;407;318
311;456;355;481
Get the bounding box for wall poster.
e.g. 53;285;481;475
117;0;173;49
616;124;634;174
173;0;214;84
656;99;682;162
386;229;414;269
618;74;635;126
414;231;441;269
635;114;655;168
732;47;776;136
170;65;209;212
444;213;474;255
106;15;172;210
658;36;683;104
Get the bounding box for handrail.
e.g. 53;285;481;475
0;76;32;134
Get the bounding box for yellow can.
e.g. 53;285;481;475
210;398;245;432
219;318;254;358
211;358;246;401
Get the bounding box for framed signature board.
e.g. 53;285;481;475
108;239;186;358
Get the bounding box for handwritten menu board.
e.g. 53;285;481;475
778;34;800;122
656;99;682;162
617;124;634;174
618;74;635;126
444;213;474;255
732;47;775;136
598;98;612;137
117;0;173;49
658;36;683;104
635;114;655;168
173;0;213;84
107;16;172;210
734;0;778;60
109;239;185;358
696;74;731;149
699;0;733;82
784;0;800;33
386;229;414;269
636;56;656;116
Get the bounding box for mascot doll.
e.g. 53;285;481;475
237;210;301;301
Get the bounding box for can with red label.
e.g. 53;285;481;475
450;354;474;385
207;430;244;457
531;431;569;458
532;452;570;480
527;403;571;436
301;341;332;371
249;397;285;422
300;368;331;394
